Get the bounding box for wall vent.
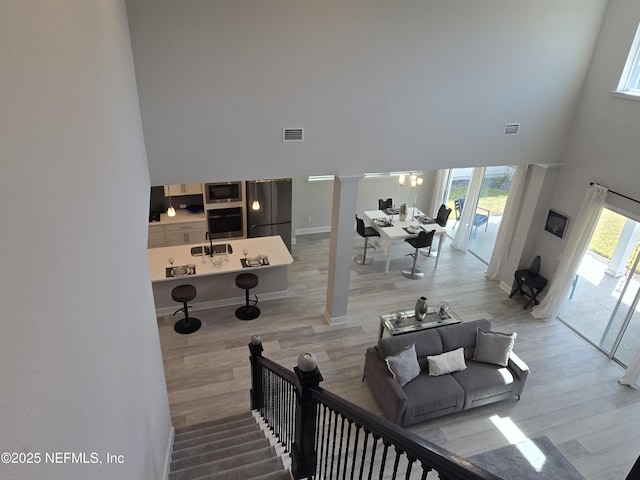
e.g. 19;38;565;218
283;128;304;142
503;123;520;136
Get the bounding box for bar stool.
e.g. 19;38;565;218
235;273;260;320
402;229;435;279
355;215;380;265
171;284;201;334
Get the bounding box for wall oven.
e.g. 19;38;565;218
205;181;243;204
207;207;243;239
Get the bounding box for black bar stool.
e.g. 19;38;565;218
171;284;201;334
235;273;260;320
402;229;435;279
355;215;380;265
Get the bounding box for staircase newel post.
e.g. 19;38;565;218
291;352;323;480
248;335;264;411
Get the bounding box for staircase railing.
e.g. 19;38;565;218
248;336;502;480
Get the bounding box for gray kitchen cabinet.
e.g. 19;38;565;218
148;225;167;248
164;184;203;196
165;221;206;246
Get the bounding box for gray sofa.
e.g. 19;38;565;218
363;319;529;426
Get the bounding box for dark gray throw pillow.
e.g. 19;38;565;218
385;343;421;387
473;328;517;367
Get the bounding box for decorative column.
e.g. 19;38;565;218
324;174;362;325
605;220;640;278
248;335;264;411
291;352;323;479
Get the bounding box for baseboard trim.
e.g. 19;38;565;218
162;426;174;480
295;226;331;235
498;281;511;294
324;309;348;325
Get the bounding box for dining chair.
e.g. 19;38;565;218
355;215;380;265
453;197;489;237
402;229;435;279
378;198;393;210
435;204;452;227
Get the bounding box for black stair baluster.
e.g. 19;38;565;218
391;447;403;479
367;434;379;480
377;441;390;480
351;424;361;480
335;414;346;479
358;429;370;480
341;419;353;480
404;456;416;480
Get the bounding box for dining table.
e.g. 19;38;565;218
363;208;447;275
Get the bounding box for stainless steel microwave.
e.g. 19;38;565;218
204;181;242;204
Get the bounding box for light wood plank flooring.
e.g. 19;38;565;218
157;232;640;480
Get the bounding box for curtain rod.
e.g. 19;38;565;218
590;182;640;205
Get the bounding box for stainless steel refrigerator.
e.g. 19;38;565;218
246;178;292;252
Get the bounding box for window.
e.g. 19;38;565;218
614;22;640;99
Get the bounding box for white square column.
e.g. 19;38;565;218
324;175;363;325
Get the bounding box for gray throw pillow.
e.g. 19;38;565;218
473;328;517;367
385;343;421;387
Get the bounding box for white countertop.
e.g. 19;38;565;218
149;209;206;225
148;235;293;282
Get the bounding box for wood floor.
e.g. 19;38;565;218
157;232;640;480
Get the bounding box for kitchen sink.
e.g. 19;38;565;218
190;244;233;256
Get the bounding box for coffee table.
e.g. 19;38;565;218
379;307;462;339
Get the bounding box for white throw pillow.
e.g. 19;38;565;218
427;347;467;376
385;343;421;387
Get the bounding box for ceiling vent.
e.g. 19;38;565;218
503;123;520;136
283;128;304;142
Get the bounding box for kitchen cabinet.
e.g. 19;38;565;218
165;221;206;246
148;225;167;248
164;184;203;196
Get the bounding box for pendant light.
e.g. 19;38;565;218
251;180;261;211
167;187;176;217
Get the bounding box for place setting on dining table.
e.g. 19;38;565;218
363;203;448;275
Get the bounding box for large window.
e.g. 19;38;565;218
614;22;640;98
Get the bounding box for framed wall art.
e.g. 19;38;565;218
544;209;569;238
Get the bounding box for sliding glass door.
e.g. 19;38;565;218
558;208;640;367
445;166;515;263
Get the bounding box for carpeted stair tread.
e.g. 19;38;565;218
183;457;285;480
174;423;260;450
250;470;291;480
169;446;277;480
172;430;266;461
175;416;258;443
174;413;254;436
170;438;271;471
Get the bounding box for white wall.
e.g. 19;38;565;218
527;2;640;281
0;2;171;479
126;0;607;185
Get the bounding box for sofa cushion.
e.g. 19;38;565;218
385;343;421;387
403;373;465;421
452;361;515;406
438;319;492;360
427;347;467;376
378;329;443;370
473;328;517;366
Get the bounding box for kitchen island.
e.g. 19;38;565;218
148;235;294;315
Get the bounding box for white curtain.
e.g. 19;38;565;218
620;349;640;390
486;165;529;280
451;167;486;253
531;184;608;321
429;169;450;217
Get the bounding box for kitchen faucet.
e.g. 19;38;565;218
205;231;213;256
